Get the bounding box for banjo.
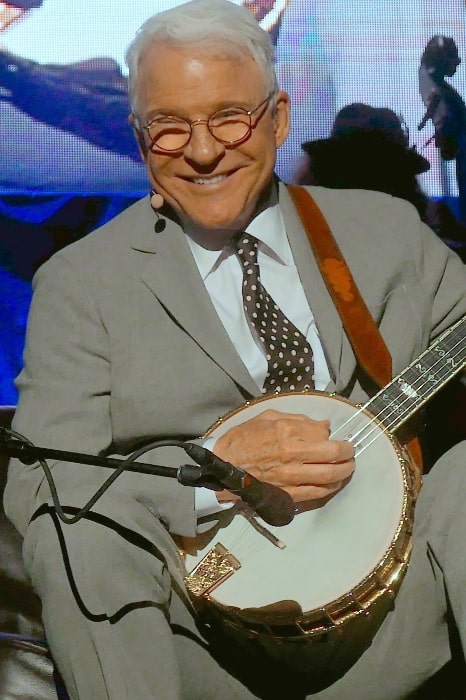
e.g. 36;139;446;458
182;316;465;678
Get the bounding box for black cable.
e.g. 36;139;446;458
0;431;200;623
0;428;224;634
2;428;188;524
32;503;172;623
0;430;195;621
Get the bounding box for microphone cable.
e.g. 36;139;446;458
2;426;190;525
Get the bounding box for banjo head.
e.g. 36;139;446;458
183;391;416;644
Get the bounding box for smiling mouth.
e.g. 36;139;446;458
189;174;230;185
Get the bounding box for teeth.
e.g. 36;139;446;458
192;175;226;185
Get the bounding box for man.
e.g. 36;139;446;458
3;1;466;698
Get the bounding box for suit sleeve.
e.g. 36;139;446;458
4;253;197;538
411;216;466;339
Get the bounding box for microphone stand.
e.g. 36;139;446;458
0;429;295;526
0;429;223;487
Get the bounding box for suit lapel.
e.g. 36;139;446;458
129;187;356;397
132;210;259;397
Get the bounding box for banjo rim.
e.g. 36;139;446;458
187;390;417;643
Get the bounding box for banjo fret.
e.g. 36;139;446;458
364;316;466;435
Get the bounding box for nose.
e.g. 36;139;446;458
183;121;225;165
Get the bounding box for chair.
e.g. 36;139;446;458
0;406;68;699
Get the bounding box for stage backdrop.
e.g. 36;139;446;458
1;0;466;403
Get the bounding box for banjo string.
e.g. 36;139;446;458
330;332;465;455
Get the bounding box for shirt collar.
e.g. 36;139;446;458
187;203;290;281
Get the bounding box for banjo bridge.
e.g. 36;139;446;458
185;543;241;597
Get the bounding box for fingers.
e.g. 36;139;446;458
276;434;354;465
261;451;355;486
257;408;324;423
215;409;332;466
256;409;331;437
214;408;356;505
284;477;352;504
245;454;354;504
242;449;355;504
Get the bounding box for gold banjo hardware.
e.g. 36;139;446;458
182;317;465;657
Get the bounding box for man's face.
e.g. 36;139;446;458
132;40;290;234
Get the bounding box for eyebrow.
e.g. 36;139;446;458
145;99;256;123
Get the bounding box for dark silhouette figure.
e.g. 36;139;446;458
298;101;466;261
419;35;466;227
298;102;431;221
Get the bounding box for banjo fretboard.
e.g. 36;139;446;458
332;315;465;449
368;315;465;433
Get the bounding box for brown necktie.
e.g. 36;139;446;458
235;233;314;394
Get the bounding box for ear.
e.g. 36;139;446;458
128;113;149;162
273;91;291;148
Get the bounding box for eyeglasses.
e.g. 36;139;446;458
143;94;273;153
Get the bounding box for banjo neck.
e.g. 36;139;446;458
360;316;466;437
183;317;464;670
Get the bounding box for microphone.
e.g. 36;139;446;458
150;190;166;233
181;443;295;527
153;214;166;233
150;191;164;209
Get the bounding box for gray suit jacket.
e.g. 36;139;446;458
5;183;466;538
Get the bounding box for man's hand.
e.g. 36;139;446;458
214;408;355;504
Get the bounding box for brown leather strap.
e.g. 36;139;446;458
287;184;423;471
288;184;392;386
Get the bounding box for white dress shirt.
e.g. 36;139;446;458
186;202;331;517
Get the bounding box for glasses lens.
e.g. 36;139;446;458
209;110;251;144
148;117;191;151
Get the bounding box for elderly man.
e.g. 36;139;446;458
4;1;466;698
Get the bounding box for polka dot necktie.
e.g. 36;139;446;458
235;233;315;394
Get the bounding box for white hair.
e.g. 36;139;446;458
125;0;278;117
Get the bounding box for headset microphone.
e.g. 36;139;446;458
153;215;166;233
150;190;166;233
